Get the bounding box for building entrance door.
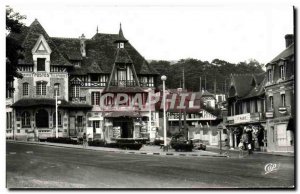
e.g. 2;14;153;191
35;109;49;128
69;117;75;136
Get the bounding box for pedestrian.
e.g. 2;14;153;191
238;139;244;158
83;133;87;148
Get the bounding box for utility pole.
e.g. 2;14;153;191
214;78;217;95
182;68;185;90
182;68;187;140
225;79;227;96
199;76;202;92
205;76;207;90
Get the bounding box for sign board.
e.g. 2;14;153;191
22;72;67;78
233;113;251;124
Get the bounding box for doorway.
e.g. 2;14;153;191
35;109;49;128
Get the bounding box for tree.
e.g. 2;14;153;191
6;6;26;89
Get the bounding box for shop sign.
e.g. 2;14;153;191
265;112;274;118
22;72;67;78
233;113;251;124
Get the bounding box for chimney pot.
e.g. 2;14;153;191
284;34;294;48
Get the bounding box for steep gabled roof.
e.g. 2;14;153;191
242;74;266;99
10;19;159;75
17;19;71;66
230;74;255;98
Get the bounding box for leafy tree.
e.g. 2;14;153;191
6;6;26;89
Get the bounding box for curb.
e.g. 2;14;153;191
7;140;228;158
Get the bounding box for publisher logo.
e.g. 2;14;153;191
264;163;280;174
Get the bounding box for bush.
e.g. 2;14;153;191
46;137;78;145
88;140;143;150
118;143;143;150
172;141;193;152
153;139;164;146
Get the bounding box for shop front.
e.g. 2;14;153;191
103;111;148;143
226;112;266;151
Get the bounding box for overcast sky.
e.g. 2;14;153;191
9;2;294;65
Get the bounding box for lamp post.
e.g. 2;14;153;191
54;85;61;138
147;88;152;135
161;75;167;149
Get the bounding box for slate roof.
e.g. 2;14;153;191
10;19;159;75
11;98;92;109
230;74;255;98
268;43;294;64
15;19;72;66
229;73;267;99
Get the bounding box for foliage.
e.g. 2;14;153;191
150;58;264;93
6;6;26;85
46;137;78;145
88;140;143;150
172;141;194;152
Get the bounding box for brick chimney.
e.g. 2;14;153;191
80;33;86;57
285;34;294;48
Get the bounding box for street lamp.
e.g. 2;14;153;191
161;75;167;149
54;85;61;138
147;88;152;134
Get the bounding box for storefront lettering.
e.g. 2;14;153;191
22;72;67;78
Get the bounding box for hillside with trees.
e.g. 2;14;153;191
150;58;265;93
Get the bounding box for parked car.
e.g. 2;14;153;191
191;139;207;150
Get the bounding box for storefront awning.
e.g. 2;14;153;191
11;98;92;109
104;111;141;118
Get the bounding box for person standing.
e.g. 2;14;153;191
83;133;87;148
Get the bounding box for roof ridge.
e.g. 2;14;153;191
51;37;81;40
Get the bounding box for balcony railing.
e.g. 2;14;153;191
69;97;86;103
110;80;137;87
70;81;106;87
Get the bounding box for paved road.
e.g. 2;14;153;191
6;142;294;189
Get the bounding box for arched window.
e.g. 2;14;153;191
21;111;31;127
23;83;29;96
54;83;60;96
53;111;62;126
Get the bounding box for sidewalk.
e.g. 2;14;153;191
206;145;294;157
7;140;227;158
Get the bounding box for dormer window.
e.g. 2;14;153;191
37;58;46;71
119;43;124;48
267;69;272;82
280;62;286;79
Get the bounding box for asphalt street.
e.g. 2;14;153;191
6;142;295;189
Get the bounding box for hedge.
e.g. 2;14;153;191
46;137;78;145
88;140;142;150
172;142;194;152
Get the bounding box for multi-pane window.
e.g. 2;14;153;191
71;85;80;97
36;82;47;95
148;76;154;87
281;94;286;107
77;116;83;127
54;83;60;96
21;111;31;127
280;64;286;79
267;69;272;82
23;83;29;96
53;111;62;126
37;58;46;71
91;92;100;105
269;96;274;109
